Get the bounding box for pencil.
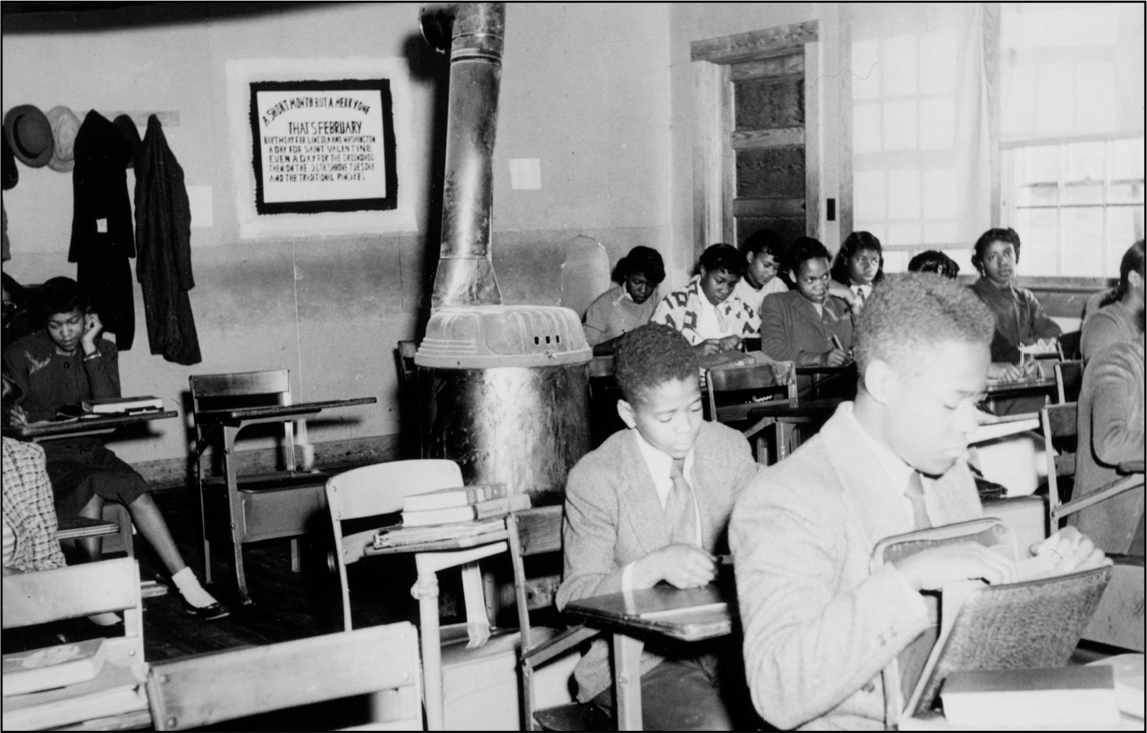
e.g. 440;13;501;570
831;335;844;352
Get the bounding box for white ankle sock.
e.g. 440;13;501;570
171;567;219;608
89;612;121;626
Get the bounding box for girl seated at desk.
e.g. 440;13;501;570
968;227;1061;382
829;230;885;306
2;277;228;622
582;245;665;348
651;243;759;357
759;237;854;367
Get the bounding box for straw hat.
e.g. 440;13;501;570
3;105;53;168
46;106;82;172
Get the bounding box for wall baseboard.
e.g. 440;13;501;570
138;433;414;491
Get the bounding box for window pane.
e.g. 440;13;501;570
1109;138;1145;181
854;103;882;154
923;221;957;245
1075;63;1116;132
1064;141;1105;183
855;170;887;221
883;251;909;273
923;170;957;218
1015;208;1059;276
883;100;917;151
1019;145;1059;184
882;34;918;96
919;98;955;150
851;39;881;100
1036;63;1075;132
1061;207;1106;277
1107;207;1144;273
888;169;921;219
1108;183;1144;205
1063;183;1104;206
887;222;922;247
1017;184;1058;207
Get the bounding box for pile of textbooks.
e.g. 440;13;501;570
373;483;531;548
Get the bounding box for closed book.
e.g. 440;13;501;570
2;638;107;696
82;396;163;414
374;518;506;548
402;504;476;527
941;666;1120;730
472;493;532;519
403;483;509;512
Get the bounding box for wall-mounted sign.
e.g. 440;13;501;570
249;79;397;214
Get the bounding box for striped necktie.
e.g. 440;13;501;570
665;458;699;546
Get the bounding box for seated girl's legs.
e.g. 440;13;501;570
74;492;105;563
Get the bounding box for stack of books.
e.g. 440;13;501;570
82;396;163;414
372;483;531;548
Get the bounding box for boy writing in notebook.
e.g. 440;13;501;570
731;273;1109;730
556;323;759;730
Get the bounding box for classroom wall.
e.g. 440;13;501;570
1;2;673;476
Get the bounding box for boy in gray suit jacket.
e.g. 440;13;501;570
556;324;759;730
732;274;1110;730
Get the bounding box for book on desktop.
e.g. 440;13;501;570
402;482;510;512
400;492;531;527
82;396;163;414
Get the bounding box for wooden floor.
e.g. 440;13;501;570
3;484;472;663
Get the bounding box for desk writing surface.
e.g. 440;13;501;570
195;397;376;422
984;377;1057;395
744;397;843;421
3;411;179;440
1119;460;1144;474
564;583;735;642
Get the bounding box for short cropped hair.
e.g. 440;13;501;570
972;227;1022;274
697;243;744;278
741;229;784;260
831;231;885;286
908;250;961;279
35;276;87;322
854;273;994;377
785;236;831;275
611;246;666;285
614;324;699;407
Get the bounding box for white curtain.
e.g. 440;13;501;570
849;3;991;265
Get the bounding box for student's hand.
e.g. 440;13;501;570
695;340;723;357
987;361;1022;382
894;542;1018;591
717;335;742;353
80;311;104;355
826;281;857;306
1023;527;1111;579
636;544;717;589
7;404;28;427
822;348;849;367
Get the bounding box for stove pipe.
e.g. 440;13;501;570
421;2;504;308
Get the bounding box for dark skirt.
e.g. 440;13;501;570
41;437;151;516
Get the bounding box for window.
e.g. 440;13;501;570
1004;137;1145;277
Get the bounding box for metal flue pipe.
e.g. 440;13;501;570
420;3;505;308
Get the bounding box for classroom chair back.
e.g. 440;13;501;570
147;622;423;731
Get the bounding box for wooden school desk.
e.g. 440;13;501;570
3;410;179;442
982;376;1058;413
563;582;736;731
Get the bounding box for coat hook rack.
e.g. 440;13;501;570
80;111;180;127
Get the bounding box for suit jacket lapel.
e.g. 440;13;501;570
822;404;916;547
616;430;672;556
792;294;829;343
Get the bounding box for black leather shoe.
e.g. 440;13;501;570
181;598;230;621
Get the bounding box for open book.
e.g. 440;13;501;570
871;518;1114;723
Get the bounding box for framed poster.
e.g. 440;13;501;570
250;79;398;214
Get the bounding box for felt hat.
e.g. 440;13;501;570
46;106;82;172
3;105;54;168
1;134;16;189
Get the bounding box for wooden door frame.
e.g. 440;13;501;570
691;20;838;254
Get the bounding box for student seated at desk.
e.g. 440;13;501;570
1080;239;1144;365
651;243;760;357
731;273;1110;730
1072;334;1145;556
759;236;854;367
583;245;665;348
556;324;759;731
3;374;66;576
908;249;960;279
2;277;228;622
968;227;1062;382
732;228;789;317
830;230;885;306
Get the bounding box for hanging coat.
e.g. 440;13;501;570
69;110;135;350
133;115;201;365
